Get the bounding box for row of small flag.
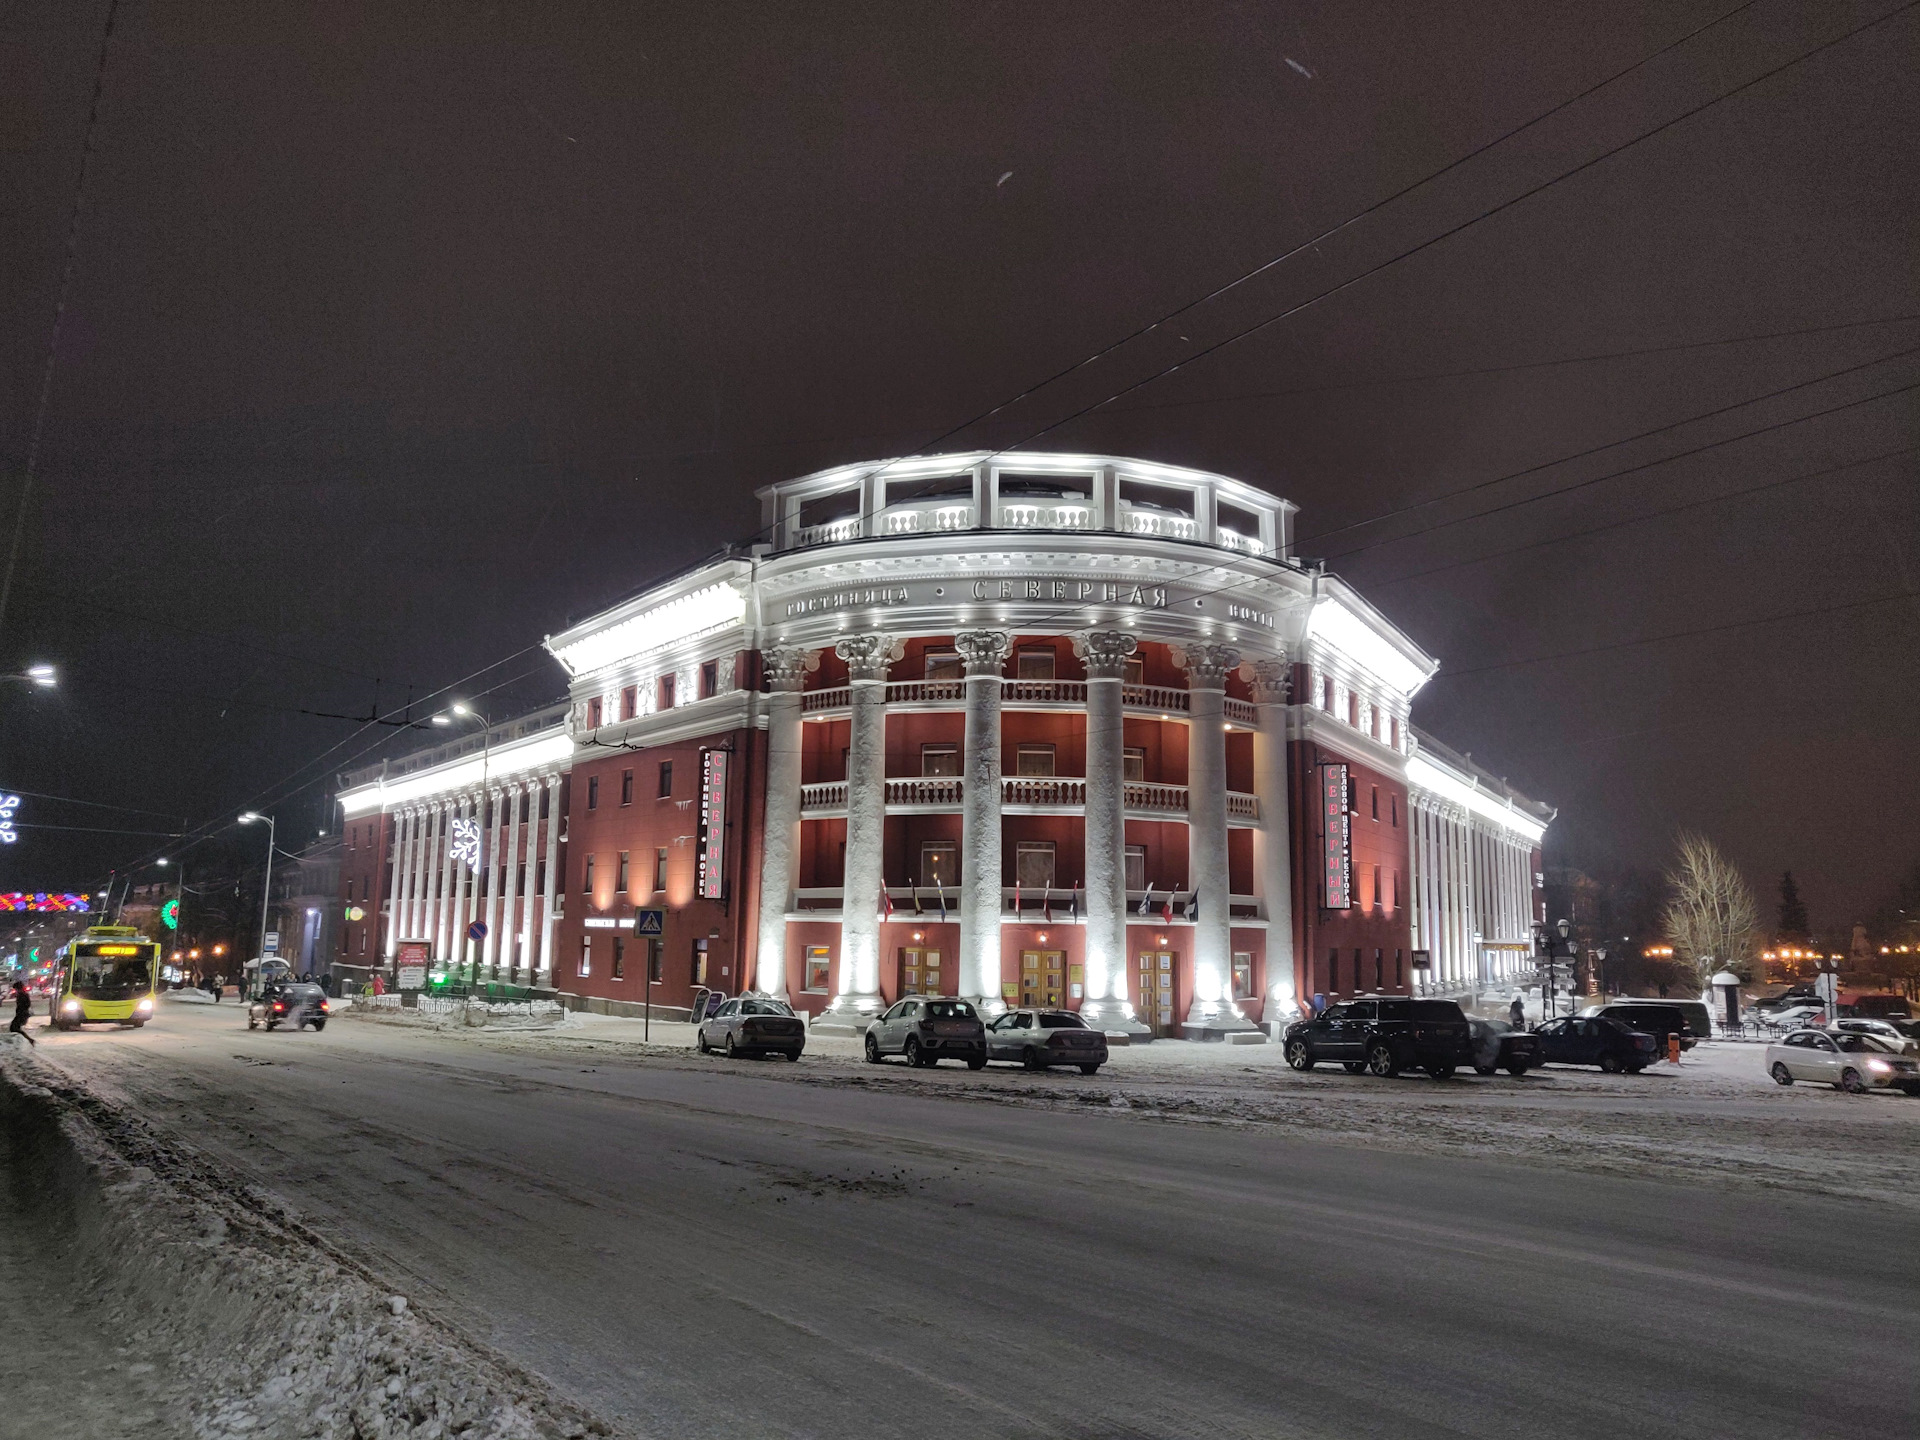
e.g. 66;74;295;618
879;883;1199;922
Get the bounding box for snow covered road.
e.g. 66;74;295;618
13;1003;1917;1439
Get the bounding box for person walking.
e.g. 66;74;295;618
9;979;37;1047
1509;993;1526;1029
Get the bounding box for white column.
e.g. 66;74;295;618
818;634;894;1027
449;795;472;978
500;784;523;983
1075;631;1145;1034
1248;655;1296;1025
384;810;405;959
401;806;424;941
432;800;455;962
479;789;500;978
1177;643;1256;1036
957;630;1012;1012
539;775;562;984
754;648;813;1000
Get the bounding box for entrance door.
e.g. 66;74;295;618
1138;952;1176;1035
1020;950;1065;1008
901;948;942;997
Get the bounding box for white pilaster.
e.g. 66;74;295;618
1249;654;1296;1026
754;647;813;1000
384;810;405;959
956;630;1012;1013
432;800;455;962
1176;643;1258;1038
1074;631;1145;1035
539;775;562;985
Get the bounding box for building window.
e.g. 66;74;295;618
1124;655;1144;686
1373;864;1382;910
658;761;673;798
924;650;961;680
539;787;550;819
1016;648;1055;680
1371;785;1379;820
611;937;626;980
1015;841;1056;890
1123;746;1146;781
1348;692;1359;727
1354;948;1365;992
587;775;600;810
535;860;546;894
919;841;957;889
1015;744;1056;777
1392;870;1400;909
921;744;958;776
1374;948;1385;990
621;769;634;805
653;847;668;891
619;686;637;721
582;855;595;893
1231;952;1254;1000
586;697;603;729
578;937;591;978
1328;949;1340;994
1322;677;1333;712
1124;845;1146;892
1391;717;1401;750
658;674;676;711
1391;795;1399;827
1394;949;1405;988
804;946;832;993
617;851;630;893
647;938;664;982
691;938;708;987
699;659;718;699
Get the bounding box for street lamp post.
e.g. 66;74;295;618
239;812;277;969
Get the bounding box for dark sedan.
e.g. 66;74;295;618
985;1009;1108;1073
1468;1017;1540;1076
1532;1015;1658;1073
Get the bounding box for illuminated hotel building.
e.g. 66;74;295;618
337;453;1549;1034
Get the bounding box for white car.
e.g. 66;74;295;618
1762;1004;1826;1032
1766;1029;1920;1094
1829;1018;1919;1055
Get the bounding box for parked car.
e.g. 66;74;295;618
1283;997;1474;1079
1532;1015;1657;1072
864;996;987;1069
1830;1018;1920;1055
1583;1000;1704;1049
1762;1004;1828;1032
697;996;805;1059
1849;994;1913;1020
1767;1029;1920;1094
248;981;328;1032
984;1009;1108;1073
1467;1017;1541;1076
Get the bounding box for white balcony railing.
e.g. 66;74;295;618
1003;679;1086;706
881;501;975;536
794;517;861;547
803;680;1204;714
1119;504;1198;541
1224;698;1257;726
1227;792;1259;822
800;781;847;810
997;502;1096;531
1122;684;1189;714
886;679;966;706
1124;782;1187;814
887;776;963;807
800;686;851;713
797;776;1255;821
1002;776;1086;807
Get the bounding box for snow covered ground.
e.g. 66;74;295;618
4;1005;1914;1438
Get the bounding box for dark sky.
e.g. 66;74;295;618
4;1;1916;930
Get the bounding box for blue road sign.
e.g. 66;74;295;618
467;920;487;941
633;908;665;936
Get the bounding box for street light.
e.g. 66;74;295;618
238;811;277;969
5;664;56;689
431;703;492;984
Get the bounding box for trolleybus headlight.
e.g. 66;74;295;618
62;999;81;1014
135;997;153;1013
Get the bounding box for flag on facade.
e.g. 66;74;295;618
1160;888;1175;922
1137;882;1154;916
881;885;894;920
1069;882;1080;920
1042;887;1053;923
911;883;923;916
936;880;947;921
1183;887;1199;921
1014;877;1022;917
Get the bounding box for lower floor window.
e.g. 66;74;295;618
1231;952;1254;1000
611;937;626;980
578;937;591;978
647;938;664;983
804;945;832;993
692;938;709;987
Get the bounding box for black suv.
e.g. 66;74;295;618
1284;997;1475;1079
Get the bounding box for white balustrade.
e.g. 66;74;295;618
997;502;1095;531
800;781;848;811
1002;679;1086;706
1226;792;1260;822
794;517;862;547
798;774;1253;820
1224;697;1257;726
1124;782;1188;814
881;501;975;535
1119;505;1198;540
885;679;966;706
1123;684;1191;714
800;686;851;713
885;777;963;807
1002;776;1086;807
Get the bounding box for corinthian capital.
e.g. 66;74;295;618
1247;653;1292;703
834;633;899;682
1073;630;1138;680
762;645;817;693
1172;643;1241;688
952;630;1013;676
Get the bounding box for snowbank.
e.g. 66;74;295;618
0;1053;610;1439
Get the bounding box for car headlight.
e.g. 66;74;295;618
62;999;81;1013
1865;1059;1891;1074
135;998;153;1012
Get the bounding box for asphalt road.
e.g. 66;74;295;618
27;1004;1918;1439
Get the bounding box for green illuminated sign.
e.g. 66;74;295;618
161;898;180;930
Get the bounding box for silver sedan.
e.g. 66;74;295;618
1766;1029;1920;1094
697;996;805;1059
984;1009;1108;1073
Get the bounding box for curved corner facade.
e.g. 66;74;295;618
336;452;1552;1032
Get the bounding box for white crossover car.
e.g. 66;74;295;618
1766;1029;1920;1094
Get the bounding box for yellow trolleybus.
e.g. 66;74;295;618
53;926;160;1029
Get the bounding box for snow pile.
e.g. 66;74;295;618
0;1054;610;1439
344;997;573;1032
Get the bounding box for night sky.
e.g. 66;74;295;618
4;2;1916;929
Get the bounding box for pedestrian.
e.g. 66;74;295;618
9;979;37;1047
1509;994;1525;1028
210;976;222;1003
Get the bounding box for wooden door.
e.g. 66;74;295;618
1138;951;1176;1035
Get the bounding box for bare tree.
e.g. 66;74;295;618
1661;831;1759;986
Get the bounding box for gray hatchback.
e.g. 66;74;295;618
985;1008;1108;1073
864;996;987;1069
